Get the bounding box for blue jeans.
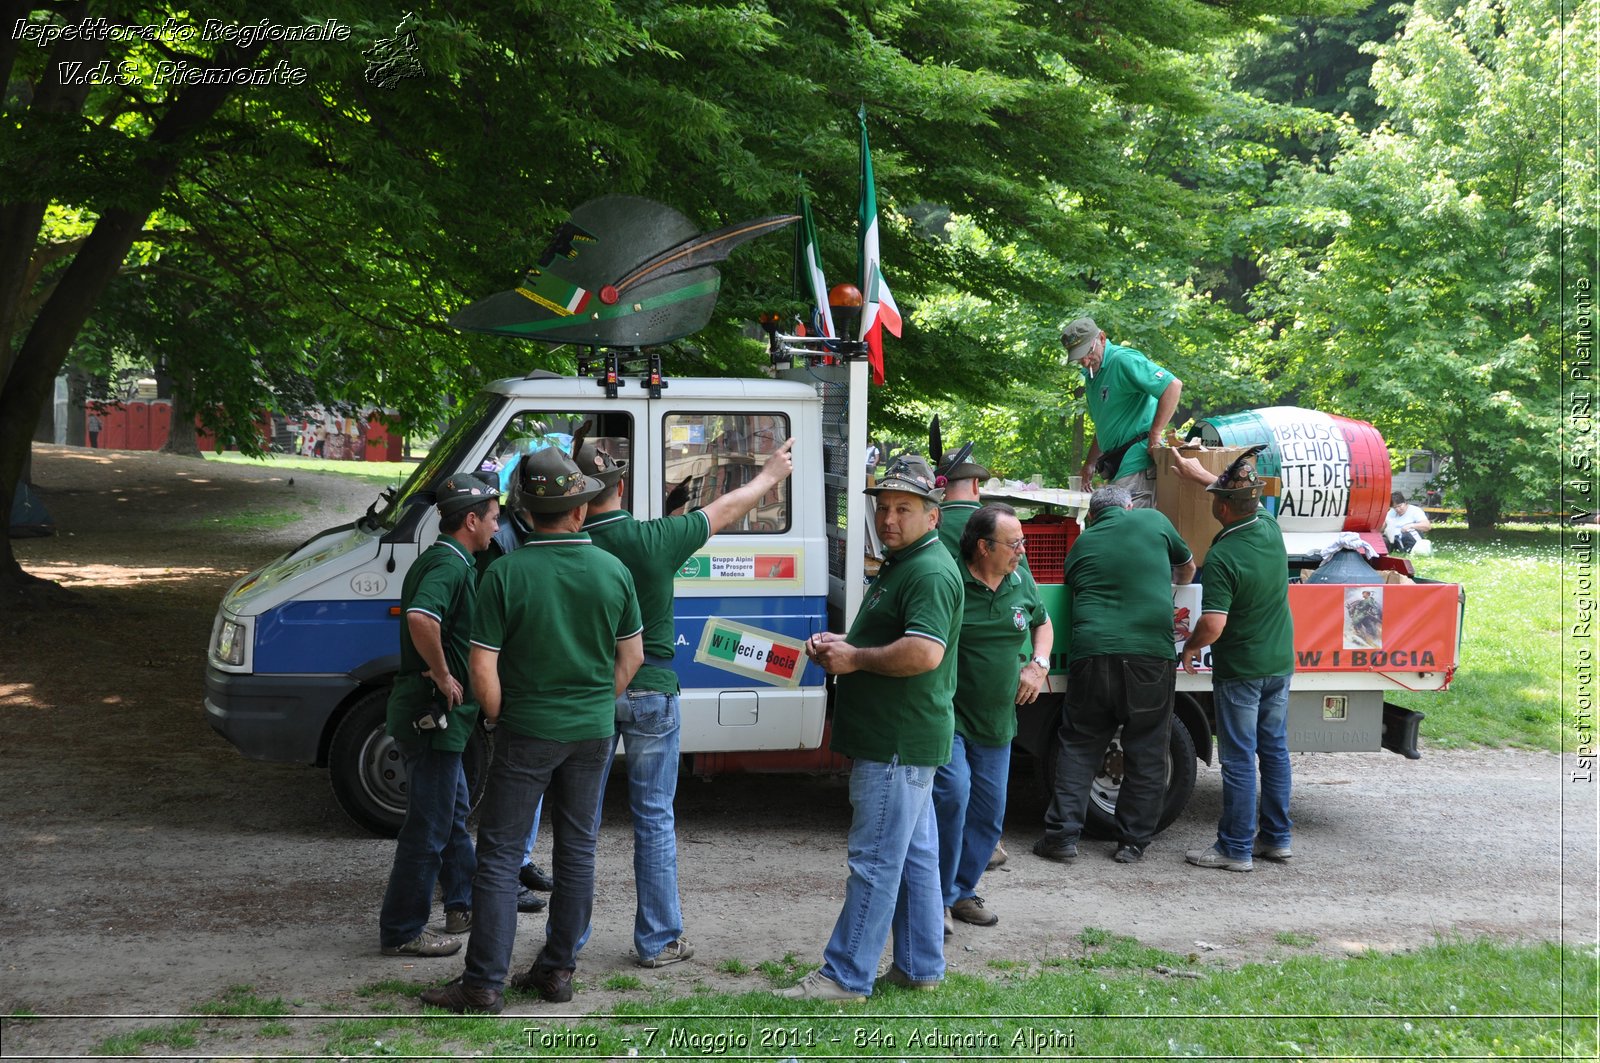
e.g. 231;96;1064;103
1212;674;1293;860
521;799;544;867
595;689;683;960
462;731;610;991
932;733;1011;906
820;758;945;995
378;740;475;948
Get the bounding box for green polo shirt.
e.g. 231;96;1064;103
386;536;479;751
584;508;712;695
937;500;981;560
955;564;1047;746
1082;341;1176;479
472;532;643;741
830;531;962;766
1063;506;1192;663
1201;510;1294;681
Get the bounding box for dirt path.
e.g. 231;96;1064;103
2;444;1594;1057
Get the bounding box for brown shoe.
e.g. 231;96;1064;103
511;964;574;1003
986;842;1009;871
419;977;503;1014
950;895;999;927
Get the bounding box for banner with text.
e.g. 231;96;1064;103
693;619;809;688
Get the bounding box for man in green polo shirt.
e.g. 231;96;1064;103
1062;316;1182;508
1033;485;1194;865
1173;452;1294;873
934;444;991;560
777;454;962;1003
378;474;501;959
421;448;643;1014
935;503;1052;930
577;435;795;969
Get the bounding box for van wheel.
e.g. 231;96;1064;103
328;688;492;838
1038;718;1198;840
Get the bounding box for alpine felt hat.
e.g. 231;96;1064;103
1061;316;1101;363
935;452;992;484
865;453;943;502
517;447;607;513
575;440;628;490
435;473;501;517
1205;445;1269;500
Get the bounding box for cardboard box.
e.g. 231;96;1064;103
1153;444;1251;566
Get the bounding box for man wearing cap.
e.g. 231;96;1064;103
934;446;991;561
421;449;643;1013
1171;453;1294;872
1061;317;1182;508
1032;485;1194;866
935;503;1052;930
579;435;796;969
778;454;962;1002
378;474;501;959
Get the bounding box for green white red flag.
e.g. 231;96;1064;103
794;188;837;338
857;107;901;385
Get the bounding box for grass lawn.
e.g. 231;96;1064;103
1390;523;1563;751
71;938;1595;1060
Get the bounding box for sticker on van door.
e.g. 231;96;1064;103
694;619;808;688
676;550;802;586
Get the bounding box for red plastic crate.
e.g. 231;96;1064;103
1020;515;1079;583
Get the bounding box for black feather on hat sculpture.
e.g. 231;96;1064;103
1205;443;1271;498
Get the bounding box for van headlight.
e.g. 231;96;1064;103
215;620;247;666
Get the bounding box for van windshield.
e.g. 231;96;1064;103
367;392;506;531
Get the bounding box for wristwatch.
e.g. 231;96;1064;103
1029;655;1050;671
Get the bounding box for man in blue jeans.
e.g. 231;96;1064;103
780;454;962;1002
579;434;795;968
420;447;643;1013
1172;451;1295;872
378;474;501;957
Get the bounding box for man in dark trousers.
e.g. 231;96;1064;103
1033;484;1194;865
421;448;642;1013
1173;451;1295;872
378;474;501;957
578;434;794;968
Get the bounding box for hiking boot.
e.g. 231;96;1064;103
1185;845;1253;872
443;909;472;935
943;907;956;936
637;937;694;968
381;928;462;957
510;964;574;1003
519;863;555;892
987;842;1009;871
879;965;940;991
1032;835;1079;862
419;977;503;1014
773;969;866;1003
1113;844;1144;864
516;886;548;913
949;895;999;927
1253;839;1294;861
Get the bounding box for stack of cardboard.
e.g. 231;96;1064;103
1152;444;1279;566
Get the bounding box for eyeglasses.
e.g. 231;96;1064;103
983;537;1027;552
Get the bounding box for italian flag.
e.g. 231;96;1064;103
794;188;837;339
857;107;902;386
517;268;593;317
706;624;801;680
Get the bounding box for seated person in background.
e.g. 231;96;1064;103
1383;492;1431;553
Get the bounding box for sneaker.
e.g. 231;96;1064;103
1186;845;1253;872
516;886;548;913
1032;835;1079;862
1113;844;1144;864
443;909;471;935
519;863;555;892
949;895;999;927
986;842;1009;871
1253;840;1293;861
943;907;955;936
879;965;940;991
773;969;866;1003
419;976;503;1014
637;937;694;968
382;928;462;957
511;964;574;1003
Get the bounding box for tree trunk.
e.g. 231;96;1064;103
1464;494;1501;532
159;387;203;457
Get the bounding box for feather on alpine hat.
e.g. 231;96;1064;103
1205;444;1270;500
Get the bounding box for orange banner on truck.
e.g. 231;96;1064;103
1287;583;1461;672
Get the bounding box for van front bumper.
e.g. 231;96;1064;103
204;667;358;765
